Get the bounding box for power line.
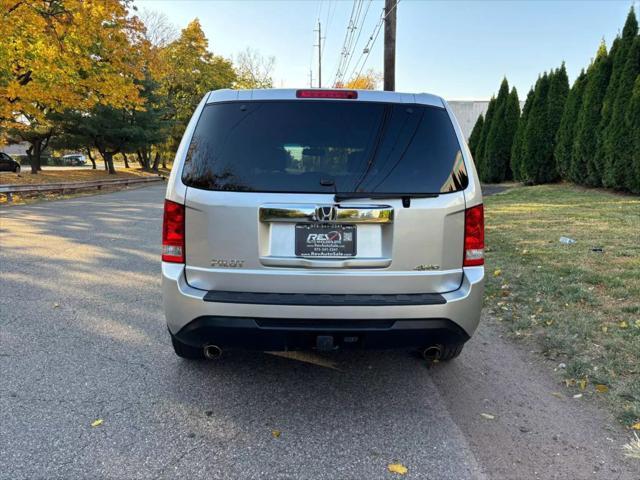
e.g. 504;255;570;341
347;0;400;84
332;0;363;86
340;0;373;85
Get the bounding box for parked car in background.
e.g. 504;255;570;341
0;152;21;173
62;154;86;166
163;88;484;362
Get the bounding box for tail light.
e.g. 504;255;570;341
162;199;185;263
463;204;484;267
296;89;358;99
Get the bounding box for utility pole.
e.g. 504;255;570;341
309;68;314;88
314;20;322;88
384;0;397;91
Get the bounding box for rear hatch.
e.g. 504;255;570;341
181;97;469;295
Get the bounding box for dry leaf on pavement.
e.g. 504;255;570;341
90;419;103;427
387;463;408;475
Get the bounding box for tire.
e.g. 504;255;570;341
438;342;465;361
171;334;204;360
419;342;465;362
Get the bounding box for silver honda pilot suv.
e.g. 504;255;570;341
162;88;484;361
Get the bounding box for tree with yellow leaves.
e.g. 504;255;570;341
0;0;146;173
337;69;382;90
157;19;236;157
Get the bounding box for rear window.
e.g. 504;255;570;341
182;101;467;194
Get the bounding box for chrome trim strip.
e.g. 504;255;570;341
259;204;394;224
259;256;392;269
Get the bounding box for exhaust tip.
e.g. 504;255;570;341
203;345;222;360
422;345;442;362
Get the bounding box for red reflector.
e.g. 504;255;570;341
296;89;358;99
463;204;484;267
162;199;185;263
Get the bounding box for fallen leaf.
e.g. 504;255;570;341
601;325;608;333
387;463;408;475
619;321;629;329
545;320;554;326
573;393;582;399
631;422;640;431
577;379;587;390
90;419;103;427
480;413;495;420
493;269;502;277
271;429;281;438
595;384;609;393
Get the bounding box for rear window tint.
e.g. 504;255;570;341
182;101;467;194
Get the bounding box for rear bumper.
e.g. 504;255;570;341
162;263;484;350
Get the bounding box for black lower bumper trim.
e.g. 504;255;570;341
203;290;446;306
175;316;469;351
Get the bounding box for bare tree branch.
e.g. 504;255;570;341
138;9;178;48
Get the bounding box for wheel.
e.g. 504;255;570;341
419;342;465;362
438;342;465;361
170;334;204;360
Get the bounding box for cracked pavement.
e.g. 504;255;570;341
1;185;637;479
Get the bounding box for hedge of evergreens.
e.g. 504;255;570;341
469;7;640;193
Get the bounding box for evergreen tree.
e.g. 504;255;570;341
468;113;484;160
483;82;520;182
482;78;512;182
599;7;638;184
572;40;612;186
511;88;534;181
503;87;521;180
555;69;588;179
475;96;497;177
627;76;640;193
540;63;570;182
603;36;640;189
520;73;551;184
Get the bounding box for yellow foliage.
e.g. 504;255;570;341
0;0;146;128
338;69;382;90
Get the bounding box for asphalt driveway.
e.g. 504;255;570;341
0;185;636;479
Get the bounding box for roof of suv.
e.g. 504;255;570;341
206;88;446;109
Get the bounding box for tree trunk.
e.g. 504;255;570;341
138;149;151;170
122;152;130;168
151;151;160;172
136;151;145;169
100;150;116;174
27;141;42;174
85;148;96;169
161;151;167;170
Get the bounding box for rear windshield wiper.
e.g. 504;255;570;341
334;192;440;202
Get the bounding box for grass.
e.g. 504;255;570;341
484;184;640;428
0;167;164;185
0;167;168;205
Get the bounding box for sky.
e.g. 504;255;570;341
134;0;638;100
